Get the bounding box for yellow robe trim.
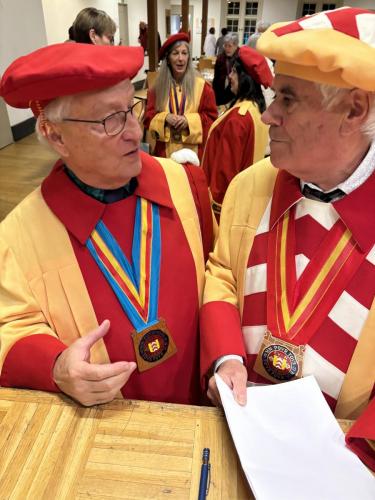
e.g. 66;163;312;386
149;77;206;158
0;159;206;390
204;158;375;418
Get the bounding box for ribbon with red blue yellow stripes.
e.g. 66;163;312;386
86;197;161;332
169;83;186;115
267;205;365;345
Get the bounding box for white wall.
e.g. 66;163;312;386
262;0;299;25
0;0;47;126
345;0;375;8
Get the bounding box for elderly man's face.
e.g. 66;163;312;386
261;75;346;186
52;80;142;188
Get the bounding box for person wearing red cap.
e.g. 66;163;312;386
0;43;214;407
200;6;375;461
201;46;272;220
143;32;217;161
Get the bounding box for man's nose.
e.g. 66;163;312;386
261;103;282;126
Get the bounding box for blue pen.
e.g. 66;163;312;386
198;448;211;500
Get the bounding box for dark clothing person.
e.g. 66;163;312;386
213;50;238;105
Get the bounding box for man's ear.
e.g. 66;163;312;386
41;121;69;157
340;89;370;136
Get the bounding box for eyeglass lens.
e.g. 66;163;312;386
104;101;144;136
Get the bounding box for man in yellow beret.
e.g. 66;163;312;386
200;6;375;438
0;43;213;407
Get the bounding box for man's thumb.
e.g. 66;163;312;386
79;320;111;352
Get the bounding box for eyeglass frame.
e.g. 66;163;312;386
62;101;143;136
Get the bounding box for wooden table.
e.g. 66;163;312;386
0;388;253;499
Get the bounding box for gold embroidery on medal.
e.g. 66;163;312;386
131;318;177;372
254;330;305;383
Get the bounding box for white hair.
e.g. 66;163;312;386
317;83;375;140
256;21;271;33
35;94;74;148
223;32;239;46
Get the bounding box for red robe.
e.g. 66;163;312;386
143;78;217;160
202;100;269;217
0;153;212;405
200;159;375;417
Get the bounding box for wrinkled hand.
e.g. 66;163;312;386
165;113;178;127
53;320;137;406
207;359;248;407
174;115;188;131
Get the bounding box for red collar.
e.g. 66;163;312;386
41;151;174;245
270;168;375;253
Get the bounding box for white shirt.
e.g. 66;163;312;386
204;34;216;57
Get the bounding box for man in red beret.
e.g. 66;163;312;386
200;6;375;464
0;43;213;407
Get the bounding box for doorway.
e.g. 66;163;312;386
118;3;129;46
0;99;13;149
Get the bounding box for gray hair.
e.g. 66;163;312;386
317;83;375;139
256;21;271;33
223;32;239;46
154;41;197;112
35;95;73;148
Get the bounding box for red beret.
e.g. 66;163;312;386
238;46;273;88
159;32;190;61
0;43;144;114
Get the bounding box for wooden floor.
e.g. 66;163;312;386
0;134;57;221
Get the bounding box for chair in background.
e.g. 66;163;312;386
198;57;215;72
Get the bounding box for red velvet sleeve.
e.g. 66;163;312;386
200;301;246;386
0;334;66;392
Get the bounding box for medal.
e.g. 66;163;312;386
254;330;305;383
132;317;177;372
254;193;364;382
171;129;182;142
87;197;177;372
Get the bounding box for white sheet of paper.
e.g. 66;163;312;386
216;375;375;500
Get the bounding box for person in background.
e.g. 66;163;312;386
202;46;272;220
203;27;216;57
200;7;375;467
138;21;148;54
144;33;217;160
215;27;228;56
0;43;214;407
65;26;75;43
247;21;271;49
213;32;239;106
71;7;116;45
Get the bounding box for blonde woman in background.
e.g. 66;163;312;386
144;33;217;160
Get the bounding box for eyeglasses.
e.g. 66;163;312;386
62;100;144;136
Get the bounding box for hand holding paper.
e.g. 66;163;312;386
216;375;375;500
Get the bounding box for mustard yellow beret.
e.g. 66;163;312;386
257;7;375;91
